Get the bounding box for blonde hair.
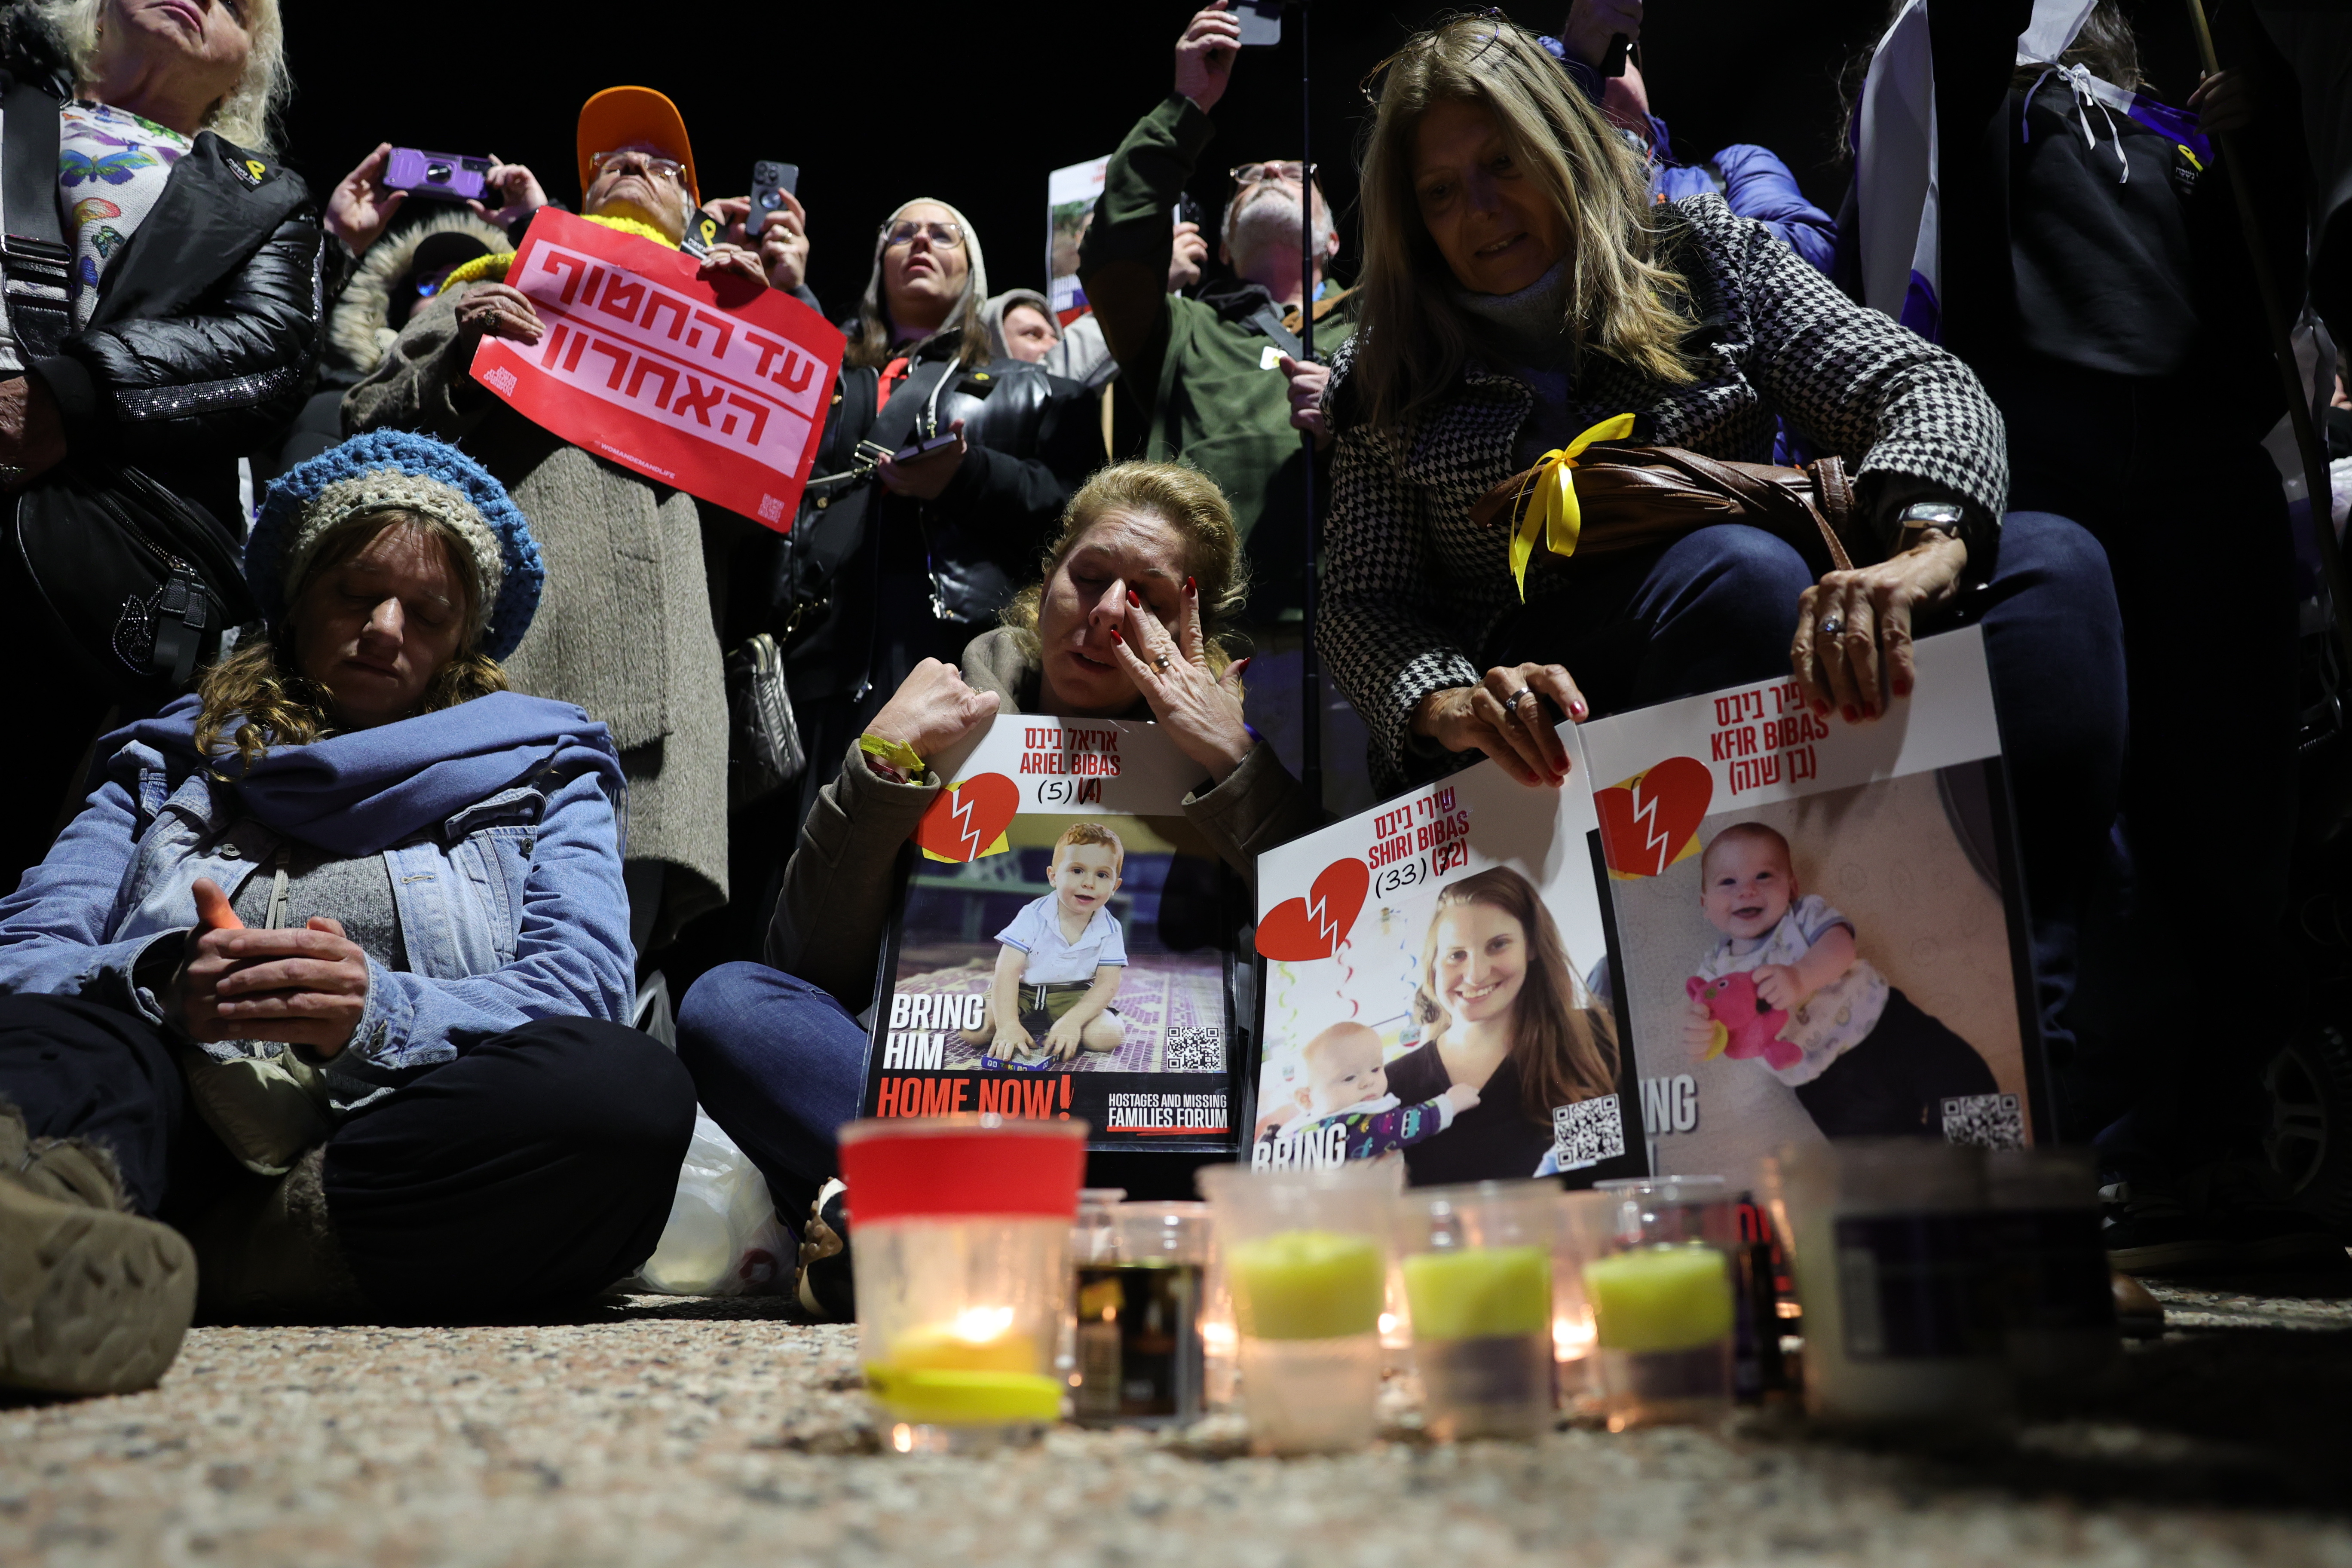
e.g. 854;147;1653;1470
195;509;508;769
1001;461;1248;673
1051;821;1125;873
40;0;288;156
1351;15;1696;432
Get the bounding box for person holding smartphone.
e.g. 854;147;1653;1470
772;197;1101;837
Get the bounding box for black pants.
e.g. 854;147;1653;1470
1793;989;2000;1139
1983;357;2300;1176
0;993;696;1316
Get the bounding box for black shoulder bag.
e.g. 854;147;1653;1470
3;79;253;701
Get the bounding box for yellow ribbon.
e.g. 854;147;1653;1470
1506;413;1637;600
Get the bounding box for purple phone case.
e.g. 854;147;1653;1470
384;148;489;203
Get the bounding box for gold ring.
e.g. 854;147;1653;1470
1153;654;1173;673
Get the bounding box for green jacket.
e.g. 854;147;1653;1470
1078;93;1351;619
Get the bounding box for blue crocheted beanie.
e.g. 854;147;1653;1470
247;432;545;662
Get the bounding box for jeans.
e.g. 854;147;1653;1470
676;962;870;1225
0;993;696;1315
1490;514;2127;1109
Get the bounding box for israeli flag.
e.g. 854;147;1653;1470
1852;0;2106;342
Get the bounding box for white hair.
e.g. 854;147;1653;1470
35;0;287;156
1221;181;1336;271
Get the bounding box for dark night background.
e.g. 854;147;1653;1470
271;0;2212;320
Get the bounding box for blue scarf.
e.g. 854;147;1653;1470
115;691;625;857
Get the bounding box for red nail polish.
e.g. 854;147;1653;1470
1571;700;1588;719
1842;705;1858;722
1185;576;1197;595
1127;589;1140;606
1110;628;1123;643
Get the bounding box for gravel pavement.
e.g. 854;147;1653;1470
3;1280;2349;1568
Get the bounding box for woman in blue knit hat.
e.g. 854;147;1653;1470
0;432;695;1397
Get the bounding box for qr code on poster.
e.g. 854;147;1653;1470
1163;1028;1225;1073
1941;1093;2025;1150
1551;1094;1626;1172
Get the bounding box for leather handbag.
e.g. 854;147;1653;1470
1470;443;1876;574
724;630;807;810
1;77;253;701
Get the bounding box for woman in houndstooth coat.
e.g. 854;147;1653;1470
1318;16;2126;1103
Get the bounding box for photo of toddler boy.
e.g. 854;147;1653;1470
964;822;1129;1065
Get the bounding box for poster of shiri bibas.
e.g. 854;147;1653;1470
860;714;1245;1155
1249;731;1644;1186
1579;627;2046;1194
1244;627;2041;1192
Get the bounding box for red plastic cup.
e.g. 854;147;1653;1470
838;1115;1088;1451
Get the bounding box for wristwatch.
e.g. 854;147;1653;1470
1896;500;1966;544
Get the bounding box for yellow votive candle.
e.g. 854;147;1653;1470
1401;1245;1553;1340
1228;1229;1386;1340
1582;1244;1734;1354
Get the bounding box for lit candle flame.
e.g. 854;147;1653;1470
1553;1313;1596;1360
949;1305;1015;1342
891;1423;914;1453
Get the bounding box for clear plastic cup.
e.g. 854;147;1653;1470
839;1115;1088;1453
1764;1139;2009;1427
1198;1161;1396;1454
1566;1176;1740;1430
1396;1181;1559;1440
1986;1147;2118;1392
1072;1202;1209;1427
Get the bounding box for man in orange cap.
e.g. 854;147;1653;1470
346;85;778;964
460;85;701;252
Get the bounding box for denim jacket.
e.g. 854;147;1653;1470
0;700;635;1107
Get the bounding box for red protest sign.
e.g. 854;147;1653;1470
469;208;842;532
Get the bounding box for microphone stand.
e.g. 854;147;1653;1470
1291;0;1323;813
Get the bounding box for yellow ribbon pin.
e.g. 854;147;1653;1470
1505;412;1636;600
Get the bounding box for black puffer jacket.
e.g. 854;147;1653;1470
6;77;320;527
778;331;1099;707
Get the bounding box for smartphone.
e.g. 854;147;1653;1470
1237;0;1282;46
384;148;491;203
751;160;800;233
890;432;961;464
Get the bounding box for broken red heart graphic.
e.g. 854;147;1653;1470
913;773;1020;862
1256;857;1371;961
1594;756;1714;879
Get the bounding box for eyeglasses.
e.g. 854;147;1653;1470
1229;161;1318;187
589;150;687;186
881;220;964;250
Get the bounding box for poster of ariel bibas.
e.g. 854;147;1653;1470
1248;740;1644;1185
1578;628;2048;1191
860;714;1245;1154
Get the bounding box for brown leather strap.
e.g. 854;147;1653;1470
1469;442;1866;574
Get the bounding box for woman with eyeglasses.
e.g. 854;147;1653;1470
348;87;776;960
1323;16;2125;1115
2;0;322;890
773;196;1101;835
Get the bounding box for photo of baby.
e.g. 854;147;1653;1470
1684;821;1997;1137
1254;1020;1478;1164
965;822;1129;1067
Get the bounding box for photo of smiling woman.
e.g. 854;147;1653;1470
1383;866;1620;1182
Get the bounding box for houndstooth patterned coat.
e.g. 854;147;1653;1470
1318;195;2009;789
